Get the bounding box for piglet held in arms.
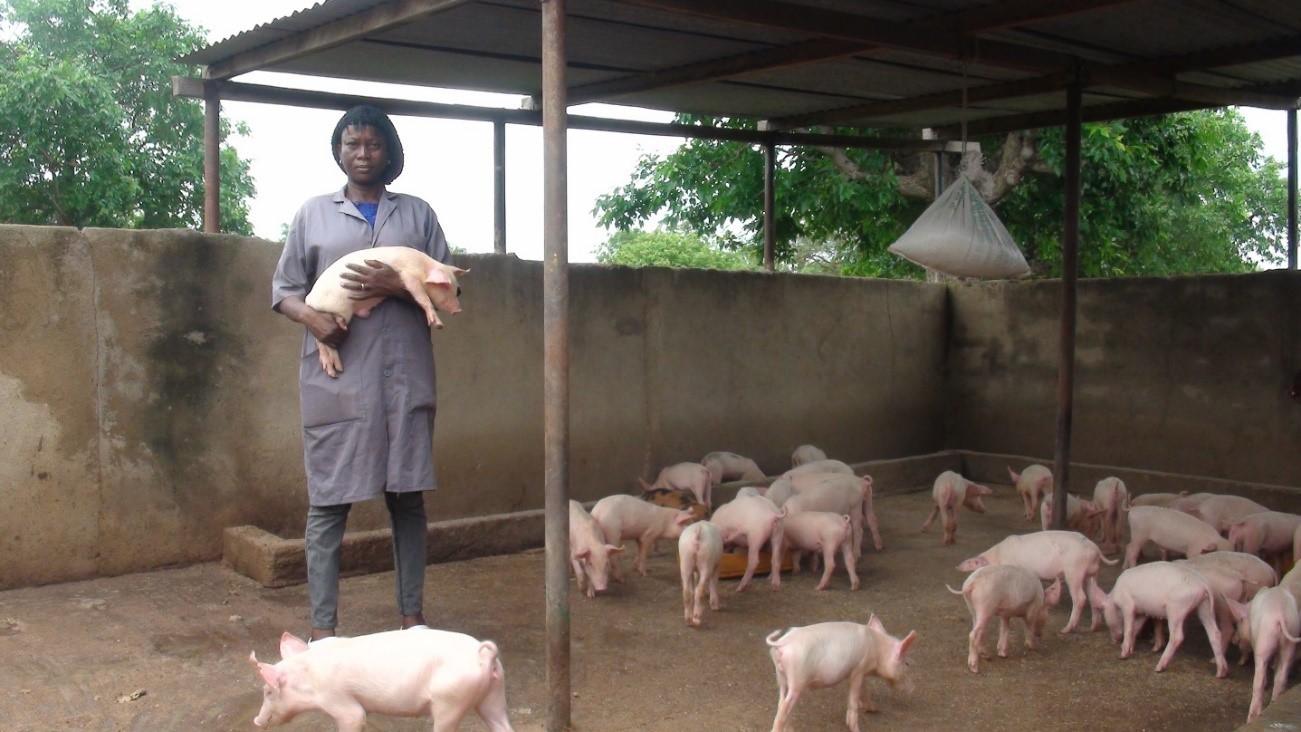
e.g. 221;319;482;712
305;246;468;378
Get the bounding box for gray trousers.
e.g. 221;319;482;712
305;491;428;630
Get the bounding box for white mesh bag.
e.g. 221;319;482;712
888;172;1030;279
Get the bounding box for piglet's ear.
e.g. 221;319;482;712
425;267;452;286
897;630;918;657
867;614;885;634
257;660;281;688
280;631;309;658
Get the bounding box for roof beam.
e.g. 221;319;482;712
1118;35;1301;78
938;97;1207;137
607;0;1080;70
563;37;866;106
1088;70;1299;110
773;37;1301;128
941;0;1138;34
933;81;1301;137
562;0;1135;106
773;65;1299;130
610;0;1301;116
772;71;1080;129
170;77;949;151
203;0;468;80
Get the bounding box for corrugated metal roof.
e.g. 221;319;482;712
179;0;1301;134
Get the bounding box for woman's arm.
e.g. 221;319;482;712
275;295;349;348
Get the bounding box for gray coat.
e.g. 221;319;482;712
272;186;452;505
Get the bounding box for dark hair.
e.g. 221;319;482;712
330;104;404;184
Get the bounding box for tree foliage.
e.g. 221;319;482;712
595;229;754;270
0;0;255;232
594;110;1288;278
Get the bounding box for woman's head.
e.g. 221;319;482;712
331;105;405;185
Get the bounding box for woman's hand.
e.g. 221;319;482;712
341;259;404;300
276;296;349;348
303;309;349;348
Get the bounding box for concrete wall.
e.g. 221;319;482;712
945;272;1301;489
0;226;948;588
5;225;1297;589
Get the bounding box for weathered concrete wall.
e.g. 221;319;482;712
946;271;1301;489
0;226;948;588
7;225;1297;589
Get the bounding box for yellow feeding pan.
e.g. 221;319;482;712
719;551;793;579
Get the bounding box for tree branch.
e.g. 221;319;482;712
964;131;1043;204
809;130;1045;203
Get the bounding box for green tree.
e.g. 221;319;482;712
595;110;1288;278
998;111;1286;276
0;0;255;233
595;229;755;270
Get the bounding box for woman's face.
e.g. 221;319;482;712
338;124;389;186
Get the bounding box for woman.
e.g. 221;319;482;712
271;105;452;641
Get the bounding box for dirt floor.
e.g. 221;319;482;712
0;484;1278;731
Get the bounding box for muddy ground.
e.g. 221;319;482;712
0;484;1273;731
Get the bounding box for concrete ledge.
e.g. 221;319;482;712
960;451;1301;514
223;509;545;588
225;451;1301;588
1235;682;1301;730
852;451;964;494
713;451;962;505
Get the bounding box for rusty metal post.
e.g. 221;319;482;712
1052;80;1082;529
1288;108;1297;270
540;0;571;729
494;117;507;254
203;82;221;233
763;139;775;272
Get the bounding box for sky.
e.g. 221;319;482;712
137;0;683;263
140;0;1296;263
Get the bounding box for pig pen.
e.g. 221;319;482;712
0;483;1279;732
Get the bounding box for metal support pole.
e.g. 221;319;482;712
1288;108;1297;270
763;139;776;272
494;117;507;255
203;82;221;233
540;1;571;730
1052;81;1083;529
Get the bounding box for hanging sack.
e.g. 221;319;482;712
888;174;1030;279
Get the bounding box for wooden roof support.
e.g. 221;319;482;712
934;82;1301;138
202;82;221;233
171;76;952;151
1051;79;1083;530
562;37;868;106
561;0;1136;106
1290;109;1298;270
1111;35;1301;78
609;0;1073;71
771;71;1079;129
540;1;572;730
611;0;1301;117
203;0;469;80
